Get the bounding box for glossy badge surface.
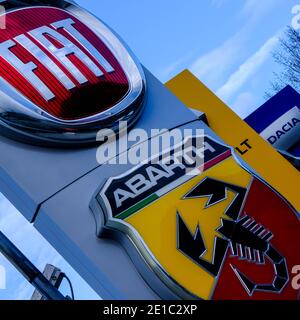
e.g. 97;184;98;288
0;2;145;146
93;135;300;300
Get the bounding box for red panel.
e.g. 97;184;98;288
0;7;129;120
213;178;300;300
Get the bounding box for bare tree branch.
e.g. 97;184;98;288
267;27;300;97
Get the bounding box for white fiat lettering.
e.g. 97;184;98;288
29;25;102;84
0;39;56;100
0;18;115;101
51;18;114;73
14;34;76;92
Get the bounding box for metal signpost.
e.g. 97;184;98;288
0;231;67;300
0;1;298;301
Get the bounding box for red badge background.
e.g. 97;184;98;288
213;178;300;300
0;7;129;120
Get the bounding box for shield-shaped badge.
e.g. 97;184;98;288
92;135;300;300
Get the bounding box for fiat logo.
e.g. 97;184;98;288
0;2;145;146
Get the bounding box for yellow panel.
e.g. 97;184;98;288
166;70;300;212
126;157;252;299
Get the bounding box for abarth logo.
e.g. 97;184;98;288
178;178;289;295
102;136;230;218
93;135;300;300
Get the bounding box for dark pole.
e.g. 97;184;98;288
0;230;66;300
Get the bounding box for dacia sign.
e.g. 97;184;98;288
262;107;300;148
245;85;300;168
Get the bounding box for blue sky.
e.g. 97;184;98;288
0;0;298;299
75;0;297;117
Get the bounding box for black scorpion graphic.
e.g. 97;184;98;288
177;178;289;295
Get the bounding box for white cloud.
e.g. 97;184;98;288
189;0;279;89
157;53;192;82
240;0;280;22
230;91;257;118
189;30;246;89
211;0;228;8
216;34;279;101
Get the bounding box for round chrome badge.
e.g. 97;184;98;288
0;1;145;146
